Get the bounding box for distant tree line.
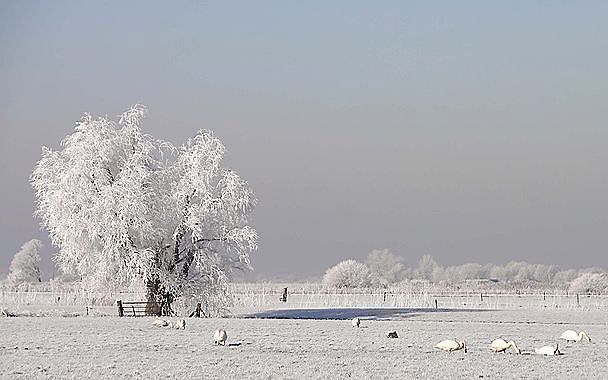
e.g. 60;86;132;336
322;249;608;294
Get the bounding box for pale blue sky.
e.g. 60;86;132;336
1;1;607;278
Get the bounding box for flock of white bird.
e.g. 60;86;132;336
152;316;591;356
352;318;591;356
152;318;229;346
151;318;186;329
436;330;591;356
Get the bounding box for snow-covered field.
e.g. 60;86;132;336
1;308;606;379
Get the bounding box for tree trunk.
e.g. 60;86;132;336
145;244;176;316
145;277;171;316
181;249;194;278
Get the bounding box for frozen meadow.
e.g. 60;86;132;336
1;306;607;379
6;104;604;378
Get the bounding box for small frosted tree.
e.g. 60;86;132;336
553;269;578;286
322;259;372;288
455;263;486;281
7;239;42;285
31;105;257;316
569;272;608;295
417;254;439;280
365;249;404;285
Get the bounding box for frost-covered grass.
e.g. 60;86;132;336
1;309;606;378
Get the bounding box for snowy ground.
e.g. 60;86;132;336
1;308;606;379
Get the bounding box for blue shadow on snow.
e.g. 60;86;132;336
242;307;486;321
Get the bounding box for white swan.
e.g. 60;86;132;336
152;319;171;327
491;339;521;354
214;329;228;346
535;343;560;356
174;319;186;330
434;339;467;353
560;330;591;342
351;317;361;328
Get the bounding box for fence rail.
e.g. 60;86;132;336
3;287;608;313
231;290;608;312
0;289;145;307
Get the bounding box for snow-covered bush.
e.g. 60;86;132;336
365;249;404;285
6;239;42;285
31;105;258;316
568;272;608;295
322;260;372;288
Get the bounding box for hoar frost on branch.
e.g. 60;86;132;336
31;105;258;316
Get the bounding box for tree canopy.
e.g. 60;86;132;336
31;105;258;316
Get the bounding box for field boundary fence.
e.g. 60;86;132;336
229;286;608;312
3;285;608;314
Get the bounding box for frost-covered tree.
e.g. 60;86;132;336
569;272;608;295
322;260;372;288
365;249;404;285
6;239;42;285
31;105;257;316
553;269;579;285
417;254;439;280
455;263;486;281
533;264;559;283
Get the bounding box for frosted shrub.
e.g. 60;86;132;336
569;272;608;295
323;260;372;288
6;240;42;286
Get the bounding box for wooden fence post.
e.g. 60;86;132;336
117;300;124;317
196;303;201;318
543;292;546;301
576;294;580;307
434;299;438;309
480;293;483;301
383;292;387;302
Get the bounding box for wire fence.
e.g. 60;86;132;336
2;285;607;315
0;289;144;308
230;288;608;312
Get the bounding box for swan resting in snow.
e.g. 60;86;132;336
491;339;521;354
174;319;186;329
560;330;591;342
434;339;467;353
214;329;228;346
351;317;361;328
152;319;172;327
535;343;560;356
153;318;186;329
